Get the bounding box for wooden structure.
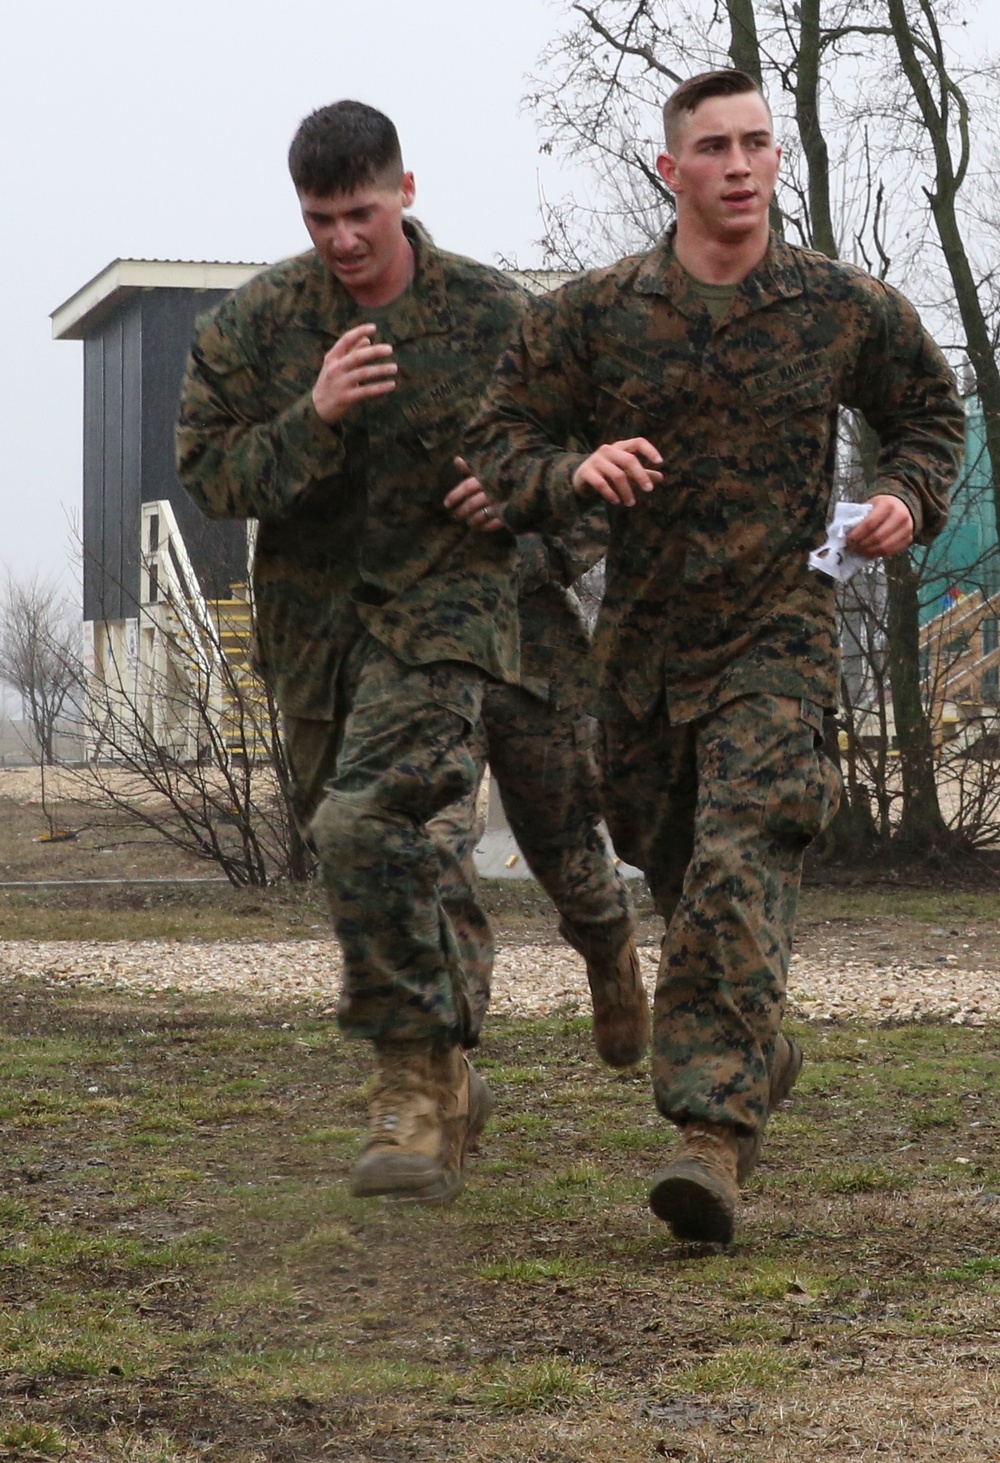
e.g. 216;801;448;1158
920;586;1000;746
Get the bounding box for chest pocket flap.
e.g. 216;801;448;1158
593;335;690;423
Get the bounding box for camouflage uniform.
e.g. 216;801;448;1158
429;519;636;1037
177;220;524;1047
481;526;635;973
465;230;964;1133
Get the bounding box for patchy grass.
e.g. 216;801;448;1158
797;886;1000;923
0;987;999;1460
472;1356;595;1412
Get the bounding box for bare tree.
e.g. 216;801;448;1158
72;506;313;888
0;573;80;764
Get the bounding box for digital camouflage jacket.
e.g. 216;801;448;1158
177;221;525;719
465;231;965;723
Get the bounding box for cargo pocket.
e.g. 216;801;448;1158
762;700;842;847
571;714;602;798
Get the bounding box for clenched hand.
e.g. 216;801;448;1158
311;323;397;424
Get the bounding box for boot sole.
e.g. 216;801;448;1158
593;993;651;1068
466;1064;495;1155
349;1152;461;1203
648;1165;736;1245
772;1037;803;1107
590;957;651;1069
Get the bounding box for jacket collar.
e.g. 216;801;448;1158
634;226;805;322
378;218;452;342
293;218;452;342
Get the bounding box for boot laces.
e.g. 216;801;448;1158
683;1124;734;1166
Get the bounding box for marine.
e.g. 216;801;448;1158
463;69;965;1242
177;100;525;1204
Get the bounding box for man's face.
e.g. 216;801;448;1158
299;172;416;296
656;91;780;242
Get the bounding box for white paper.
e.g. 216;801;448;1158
808;502;873;583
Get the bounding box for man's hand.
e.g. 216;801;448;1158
311;323;397;424
572;438;663;507
444;459;506;533
846;494;915;558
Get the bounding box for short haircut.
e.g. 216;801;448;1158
288;100;403;196
662;69;770;151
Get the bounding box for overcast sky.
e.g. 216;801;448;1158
4;0;1000;595
1;0;584;589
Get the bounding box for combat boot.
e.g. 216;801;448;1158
648;1121;741;1244
736;1034;803;1184
582;934;650;1068
349;1041;493;1204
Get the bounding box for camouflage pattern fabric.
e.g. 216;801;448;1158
425;745;494;1041
424;550;635;1031
481;572;634;967
464;229;965;725
286;633;487;1046
425;502;633;1019
177;219;526;720
600;695;841;1132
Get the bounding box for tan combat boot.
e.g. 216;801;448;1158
585;935;650;1068
736;1034;803;1184
648;1121;741;1244
349;1041;493;1204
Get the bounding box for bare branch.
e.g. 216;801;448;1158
572;4;685;84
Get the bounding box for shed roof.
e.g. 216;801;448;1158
51;259;267;340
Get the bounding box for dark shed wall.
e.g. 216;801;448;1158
138;289;247;601
82;285;248;622
82;305;142;621
81;334;105;621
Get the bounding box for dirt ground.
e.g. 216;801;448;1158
3;769;1000;1460
1;989;999;1462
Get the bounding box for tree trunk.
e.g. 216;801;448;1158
727;0;764;82
856;417;950;848
926;196;1000;547
813;700;881;859
794;0;836;258
887;0;1000;546
884;551;952;847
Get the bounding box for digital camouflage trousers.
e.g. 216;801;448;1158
284;638;636;1050
414;681;637;1041
479;682;635;972
285;633;487;1048
600;694;841;1135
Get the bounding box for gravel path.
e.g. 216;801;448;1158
1;939;998;1025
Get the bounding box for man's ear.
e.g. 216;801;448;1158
656;152;679;194
401;170;416;208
